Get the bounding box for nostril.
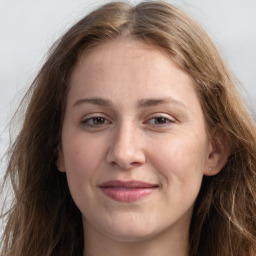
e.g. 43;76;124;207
109;160;141;170
107;152;145;170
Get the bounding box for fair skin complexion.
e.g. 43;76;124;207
57;38;228;256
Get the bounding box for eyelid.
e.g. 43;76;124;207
147;113;175;121
81;112;108;119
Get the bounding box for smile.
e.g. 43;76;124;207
99;180;159;202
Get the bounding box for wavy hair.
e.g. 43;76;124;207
1;1;256;255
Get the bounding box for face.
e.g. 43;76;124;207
58;38;214;243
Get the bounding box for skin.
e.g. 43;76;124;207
57;38;227;256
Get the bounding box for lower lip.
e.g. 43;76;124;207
100;187;156;202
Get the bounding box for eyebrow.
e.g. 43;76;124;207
74;97;112;107
137;98;187;109
73;97;187;109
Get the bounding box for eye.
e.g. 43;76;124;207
149;117;170;125
81;115;111;127
145;114;175;127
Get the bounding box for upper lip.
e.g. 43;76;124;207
99;180;159;188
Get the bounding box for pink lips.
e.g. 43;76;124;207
99;180;158;202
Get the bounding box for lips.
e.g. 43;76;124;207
99;180;159;202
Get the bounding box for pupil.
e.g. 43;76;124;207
93;117;104;124
156;117;166;124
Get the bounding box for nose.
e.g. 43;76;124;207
106;123;146;170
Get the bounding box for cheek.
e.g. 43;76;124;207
62;136;104;197
63;133;104;171
149;133;208;184
143;133;208;222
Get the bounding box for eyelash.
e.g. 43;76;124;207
81;114;175;128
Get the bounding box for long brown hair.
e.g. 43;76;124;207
1;1;256;255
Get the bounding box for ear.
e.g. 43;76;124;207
204;128;230;176
56;145;66;173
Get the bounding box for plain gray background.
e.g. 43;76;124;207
0;0;256;181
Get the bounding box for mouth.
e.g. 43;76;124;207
99;180;159;202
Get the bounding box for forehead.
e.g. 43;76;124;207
79;38;168;64
69;38;196;99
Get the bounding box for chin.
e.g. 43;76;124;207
105;227;157;243
102;216;164;243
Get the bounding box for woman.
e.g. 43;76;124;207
1;1;256;255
